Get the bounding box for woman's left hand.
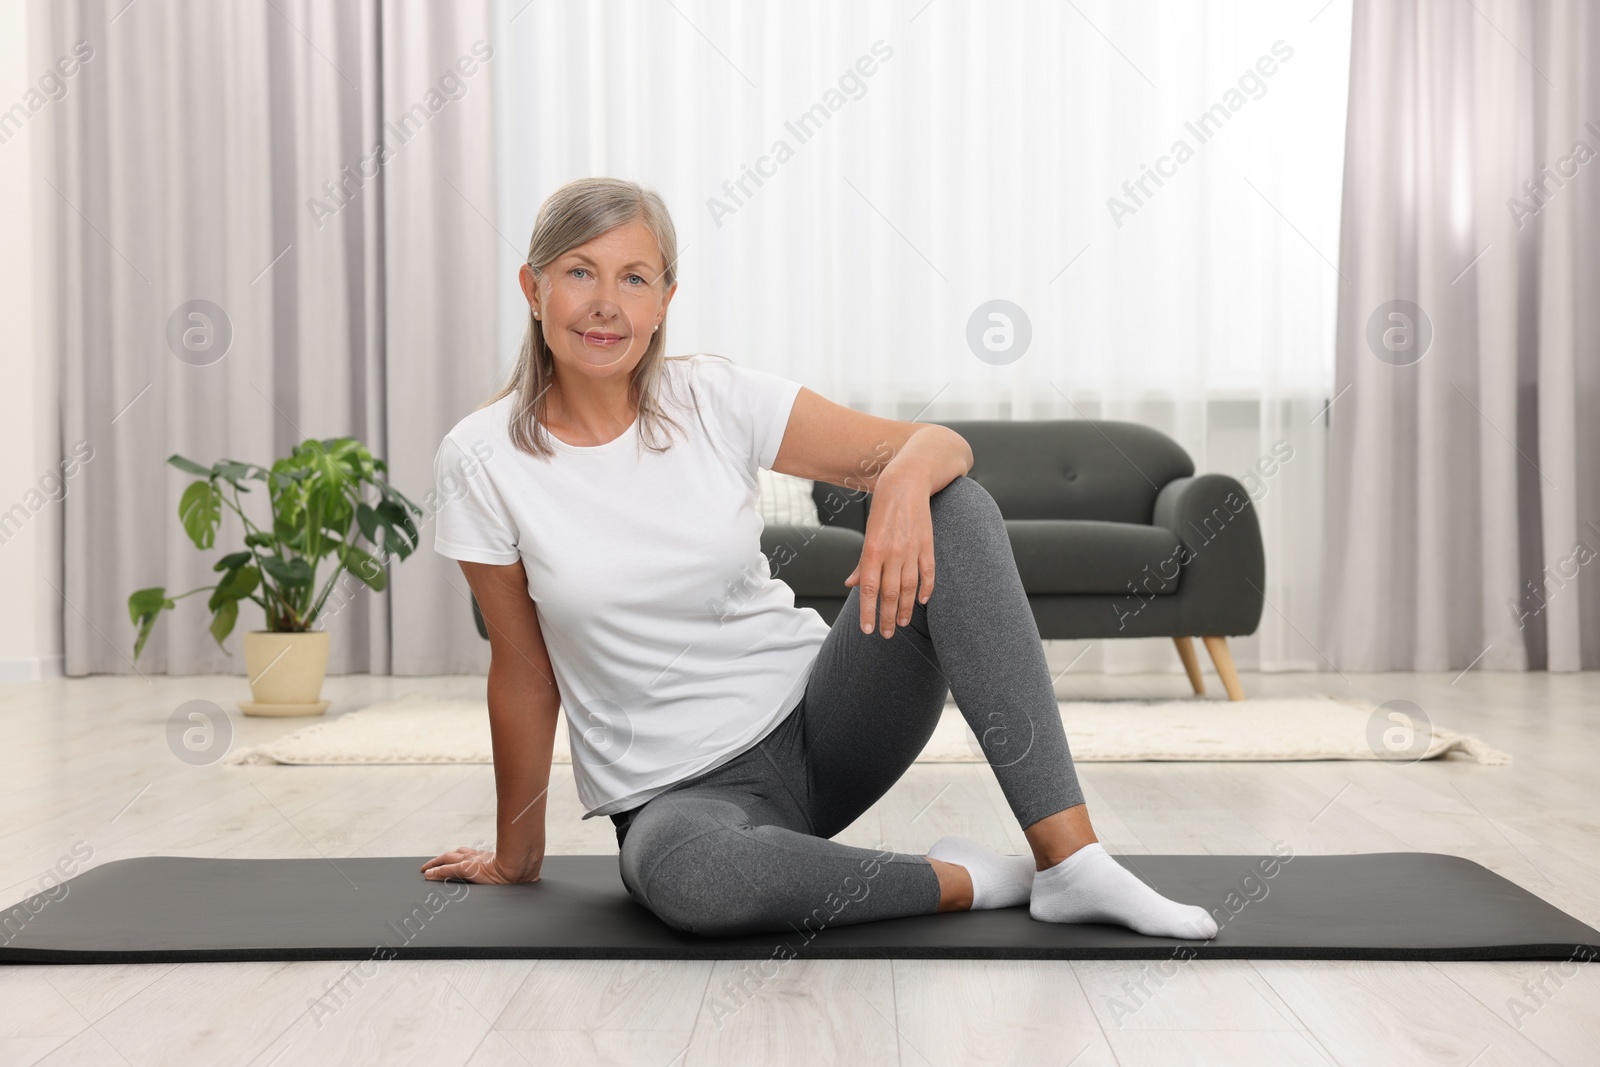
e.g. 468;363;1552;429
844;469;935;638
421;845;539;884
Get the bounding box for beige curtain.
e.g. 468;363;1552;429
1324;0;1600;671
45;0;499;675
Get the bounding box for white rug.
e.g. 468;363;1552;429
222;693;1510;766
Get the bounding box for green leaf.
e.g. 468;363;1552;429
134;615;164;661
212;460;256;488
128;587;177;661
168;455;213;478
209;598;239;647
213;551;252;572
177;481;222;550
128;586;168;626
261;555;314;587
376;500;419;555
208;564;260;612
244;531;276;549
321;437;361;462
319;493;354;538
356;502;380;547
273;514;307;551
382;483;425;527
342;544;387;592
225;564;260;598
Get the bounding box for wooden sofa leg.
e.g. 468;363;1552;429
1173;637;1205;696
1202;636;1245;701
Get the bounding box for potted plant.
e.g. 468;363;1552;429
128;437;423;716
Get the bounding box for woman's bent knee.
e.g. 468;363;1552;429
618;801;778;936
656;832;791;934
636;841;778;936
927;475;1008;559
930;474;1002;525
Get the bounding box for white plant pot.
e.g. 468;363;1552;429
240;630;331;717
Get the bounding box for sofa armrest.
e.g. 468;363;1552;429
1151;475;1265;636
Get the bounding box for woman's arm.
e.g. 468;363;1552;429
772;387;973;496
771;387;974;640
422;558;560;884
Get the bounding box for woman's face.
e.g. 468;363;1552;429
522;218;676;383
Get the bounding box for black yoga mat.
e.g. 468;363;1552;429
3;852;1596;964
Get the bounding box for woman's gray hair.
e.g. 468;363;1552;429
483;176;702;458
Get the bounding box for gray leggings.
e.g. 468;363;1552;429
610;475;1086;937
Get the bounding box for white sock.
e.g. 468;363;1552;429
1029;842;1219;940
926;834;1036;909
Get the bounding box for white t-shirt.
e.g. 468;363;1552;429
432;354;832;819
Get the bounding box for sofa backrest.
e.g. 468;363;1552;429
813;419;1194;531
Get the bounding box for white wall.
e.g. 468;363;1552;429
0;0;63;680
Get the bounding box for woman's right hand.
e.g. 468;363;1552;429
420;845;540;884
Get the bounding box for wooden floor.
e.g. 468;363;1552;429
1;668;1597;1066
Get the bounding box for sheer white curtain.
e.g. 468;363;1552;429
490;0;1352;673
1323;0;1600;672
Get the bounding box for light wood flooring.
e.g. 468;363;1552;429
1;668;1597;1066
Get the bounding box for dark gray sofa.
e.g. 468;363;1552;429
469;419;1264;698
759;420;1265;699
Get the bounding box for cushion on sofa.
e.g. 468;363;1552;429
940;420;1195;524
760;524;866;599
757;468;821;526
763;519;1182;600
1005;519;1181;596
